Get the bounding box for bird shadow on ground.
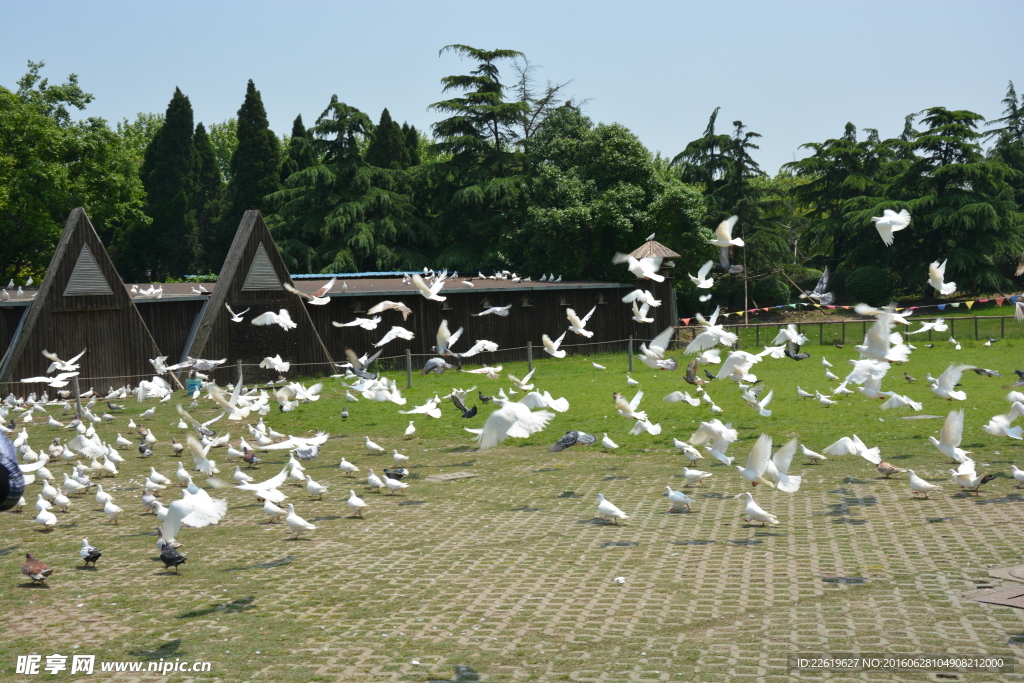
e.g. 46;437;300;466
127;639;184;661
600;541;638;548
309;515;345;522
441;460;477;467
843;477;873;485
397;500;427;506
662;509;697;514
975;494;1024;505
534;468;561;472
925;516;956;523
821;576;867;585
729;538;764;544
74;565;98;571
556;491;583;498
18;582;51;588
225;557;296;572
178;596;256;619
575;518;619;525
701;491;728;498
120;531;158;538
510;506;543;512
672;540;715;546
601;475;629;481
282;536;315;541
0;545;20;556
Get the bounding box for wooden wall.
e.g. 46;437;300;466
135;299;206;367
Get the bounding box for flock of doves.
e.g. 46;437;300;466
11;212;1024;585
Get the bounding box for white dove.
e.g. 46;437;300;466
665;486;695;512
688;260;714;289
929;409;972;463
738;492;778;526
251;309;297;331
596;493;628;524
567;306;597;337
932;364;971;401
765;438;802;492
708;215;744;247
871;208;911;246
736;434;775;487
611;253;664;282
823;435;881;464
284;504;316;537
333;316;382;330
347;490;368;517
601;433;619;449
927;260;956;295
225;303;250;322
907;469;941;498
542;331;567;358
412;273;446;301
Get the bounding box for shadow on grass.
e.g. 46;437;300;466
510;506;543;512
600;541;638;548
178;596;256;618
0;545;20;557
975;494;1024;505
672;540;715;546
429;663;481;682
534;468;561;472
557;491;583;498
18;582;51;588
74;565;99;571
926;516;956;523
226;556;295;572
601;475;629;481
575;518;622;525
397;500;427;506
127;639;183;661
309;515;345;522
821;576;866;585
729;538;763;544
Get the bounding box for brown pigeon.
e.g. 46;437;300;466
22;553;53;584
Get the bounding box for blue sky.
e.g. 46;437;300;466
2;0;1021;173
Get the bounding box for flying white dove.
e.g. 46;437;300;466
708;215;743;247
567;306;597;337
688;260;714;289
251;309;297;331
928;259;956;295
871;208;911;246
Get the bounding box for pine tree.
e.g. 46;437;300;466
193;122;223;271
134;87;199;279
214;80;281;262
280;114;316;184
366;108;410;169
402;122;421;166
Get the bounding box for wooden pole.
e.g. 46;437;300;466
405;349;412;389
71;375;83;421
526;341;533;373
628;335;634;372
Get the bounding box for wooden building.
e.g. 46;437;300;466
180;210;335;384
0;208;162;394
1;209;680;392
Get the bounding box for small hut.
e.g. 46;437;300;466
627;238;680;325
0;208;163;393
181;210;335;384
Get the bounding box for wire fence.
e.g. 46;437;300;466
676;315;1024;350
6;316;1018;395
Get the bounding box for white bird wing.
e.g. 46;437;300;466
697;260;713;280
628;389;644;411
649;326;676;355
940;409;965;448
579;305;597;326
772;438;798;475
929;259;947;283
745;434;772;476
823;436;857;456
938;364;970;393
715;215;739;242
461;339;499;357
412;273;436;298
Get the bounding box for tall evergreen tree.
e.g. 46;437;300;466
428;45;530;269
280;114;317;184
366;108;410;170
193;122;223;271
402;122;421;166
214;80;281;263
986;81;1024;209
131;87;199;279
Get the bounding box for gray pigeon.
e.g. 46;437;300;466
549;431;598;452
423;358;454;375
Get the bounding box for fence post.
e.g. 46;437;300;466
236;359;243;385
71;375;83;421
527;341;533;373
1002;316;1005;339
974;317;979;340
627;336;634;372
756;325;760;346
819;322;823;345
841;322;845;345
405;349;412;389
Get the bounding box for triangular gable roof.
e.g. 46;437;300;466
182;210;334;382
629;240;680;260
0;208;163;390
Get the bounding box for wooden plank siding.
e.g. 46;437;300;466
182;210;335;385
0;208;163;394
135;299;206;367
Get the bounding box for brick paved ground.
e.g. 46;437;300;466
5;439;1024;683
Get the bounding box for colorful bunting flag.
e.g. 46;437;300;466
996;298;1005;307
938;304;946;310
965;301;974;309
951;302;961;308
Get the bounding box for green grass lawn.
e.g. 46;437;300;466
3;338;1024;682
